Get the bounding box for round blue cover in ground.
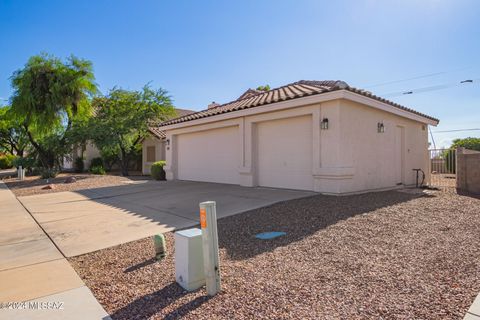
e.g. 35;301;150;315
255;231;286;240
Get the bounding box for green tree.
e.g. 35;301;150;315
9;53;97;169
450;137;480;151
443;137;480;173
256;85;271;91
0;105;30;156
90;86;174;176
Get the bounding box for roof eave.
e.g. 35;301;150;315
159;89;439;131
343;90;439;126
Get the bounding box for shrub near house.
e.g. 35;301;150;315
151;161;166;180
0;154;16;169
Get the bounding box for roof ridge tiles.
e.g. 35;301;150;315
157;80;439;127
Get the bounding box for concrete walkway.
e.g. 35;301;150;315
18;180;314;257
0;182;109;319
465;293;480;319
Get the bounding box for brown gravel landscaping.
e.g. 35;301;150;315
69;189;480;319
3;172;149;197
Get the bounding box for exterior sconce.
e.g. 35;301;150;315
320;118;329;130
377;122;385;133
165;139;170;146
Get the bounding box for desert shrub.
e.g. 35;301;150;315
90;165;106;175
100;150;119;172
0;154;16;169
40;168;58;179
151;161;166;180
90;157;103;168
12;156;37;170
74;157;84;173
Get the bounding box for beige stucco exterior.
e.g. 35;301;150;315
63;141;101;170
142;136;165;175
158;90;436;194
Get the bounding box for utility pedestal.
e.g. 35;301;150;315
174;228;205;291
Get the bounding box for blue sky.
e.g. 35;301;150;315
1;0;479;147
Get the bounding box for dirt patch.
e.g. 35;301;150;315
70;190;480;319
4;173;150;197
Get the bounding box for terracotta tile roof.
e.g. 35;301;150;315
157;80;439;127
148;108;195;139
237;88;263;100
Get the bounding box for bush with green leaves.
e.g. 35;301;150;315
74;157;84;173
40;168;58;179
451;137;480;151
0;154;16;169
90;157;103;168
90;165;105;175
12;156;34;169
444;137;480;174
151;161;166;180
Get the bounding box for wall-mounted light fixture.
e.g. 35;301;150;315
165;139;170;146
377;122;385;133
320;118;329;130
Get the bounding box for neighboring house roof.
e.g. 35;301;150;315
237;88;263;100
157;80;439;127
148;108;196;139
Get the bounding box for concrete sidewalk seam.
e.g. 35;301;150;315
16;195;67;258
0;257;64;273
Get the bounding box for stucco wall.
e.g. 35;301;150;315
325;100;429;193
163;97;431;194
142;136;165;175
456;147;480;194
85;142;101;168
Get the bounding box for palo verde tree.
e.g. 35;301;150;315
9;54;97;170
0;105;30;157
90;85;174;176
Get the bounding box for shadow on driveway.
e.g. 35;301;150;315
19;180;314;257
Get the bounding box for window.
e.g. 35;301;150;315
147;146;156;162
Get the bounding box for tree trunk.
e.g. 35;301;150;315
24;124;55;169
120;148;129;176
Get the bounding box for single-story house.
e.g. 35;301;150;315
145;80;439;194
142;108;195;174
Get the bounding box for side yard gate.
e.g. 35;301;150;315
429;148;456;188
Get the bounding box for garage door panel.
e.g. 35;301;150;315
256;116;313;190
177;126;239;184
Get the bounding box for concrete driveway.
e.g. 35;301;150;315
18;181;314;257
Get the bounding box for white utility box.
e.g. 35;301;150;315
175;228;205;291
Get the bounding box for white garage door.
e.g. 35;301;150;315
256;115;313;190
177;126;239;184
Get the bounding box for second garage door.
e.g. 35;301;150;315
256;115;313;190
177;126;239;184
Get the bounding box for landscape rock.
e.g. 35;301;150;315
64;176;77;184
41;184;55;190
69;189;480;319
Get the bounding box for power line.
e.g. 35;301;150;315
381;78;478;98
362;66;472;88
432;128;480;133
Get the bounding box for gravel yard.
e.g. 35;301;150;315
3;173;148;197
69;189;480;319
